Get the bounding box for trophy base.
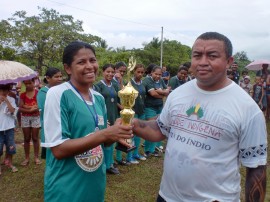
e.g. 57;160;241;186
115;143;136;153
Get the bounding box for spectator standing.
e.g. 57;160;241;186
168;66;188;90
240;76;252;95
0;84;18;175
161;66;170;85
231;62;240;84
19;79;41;166
96;64;122;174
37;67;63;159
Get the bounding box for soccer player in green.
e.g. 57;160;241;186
96;64;122;174
42;41;133;202
168;65;188;91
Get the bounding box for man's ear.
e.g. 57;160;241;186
226;57;234;69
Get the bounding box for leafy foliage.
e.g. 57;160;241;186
0;7;102;71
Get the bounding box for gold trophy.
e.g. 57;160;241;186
115;56;138;152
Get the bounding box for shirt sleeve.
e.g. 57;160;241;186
143;78;155;92
156;93;172;137
239;111;267;168
42;88;69;148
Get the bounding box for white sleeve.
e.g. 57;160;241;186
239;111;267;168
41;88;69;148
156;94;172;137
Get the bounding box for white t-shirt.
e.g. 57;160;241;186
157;79;267;202
0;96;17;131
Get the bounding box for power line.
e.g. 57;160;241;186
45;0;160;29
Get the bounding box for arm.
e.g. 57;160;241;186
148;89;165;99
1;96;15;114
19;98;38;113
133;118;165;142
245;165;266;202
51;119;133;159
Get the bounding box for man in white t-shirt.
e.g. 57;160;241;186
133;32;267;202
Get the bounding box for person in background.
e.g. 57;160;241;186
113;61;127;89
142;66;170;157
239;70;248;86
161;66;170;85
126;64;147;164
252;76;264;110
113;61;131;166
34;70;42;90
240;75;252;95
95;64;122;174
0;84;18;175
168;65;188;91
19;78;41;166
231;62;240;84
132;32;267;202
42;41;132;202
37;67;63;159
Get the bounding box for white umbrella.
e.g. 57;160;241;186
245;60;270;71
0;60;37;84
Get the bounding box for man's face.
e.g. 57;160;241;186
231;63;238;72
191;39;233;91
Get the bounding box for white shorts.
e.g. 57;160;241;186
21;116;41;128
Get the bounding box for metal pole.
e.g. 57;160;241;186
160;26;164;67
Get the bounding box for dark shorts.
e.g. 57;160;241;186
0;128;16;155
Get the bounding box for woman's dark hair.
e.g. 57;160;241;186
102;64;115;72
43;67;61;84
115;61;127;69
151;65;162;73
145;63;157;75
0;84;12;90
134;64;145;71
178;66;188;73
63;41;96;66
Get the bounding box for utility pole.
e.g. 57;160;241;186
160;26;164;67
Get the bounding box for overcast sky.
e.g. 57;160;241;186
1;0;270;60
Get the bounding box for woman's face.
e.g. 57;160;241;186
64;48;98;87
177;70;188;80
47;71;63;87
151;68;162;81
134;67;145;81
23;80;35;90
103;67;115;82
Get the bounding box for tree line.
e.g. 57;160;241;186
0;7;250;77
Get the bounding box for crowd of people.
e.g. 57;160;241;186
0;31;267;202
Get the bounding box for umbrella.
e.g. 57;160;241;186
0;60;37;84
245;60;270;71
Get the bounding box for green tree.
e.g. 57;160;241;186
233;51;251;72
0;7;102;71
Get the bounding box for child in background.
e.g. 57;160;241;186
240;76;252;95
239;70;248;86
0;84;18;175
252;76;264;109
37;67;62;159
19;79;41;165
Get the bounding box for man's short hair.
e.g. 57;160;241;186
195;32;233;58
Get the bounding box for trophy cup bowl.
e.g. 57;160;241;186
115;81;138;152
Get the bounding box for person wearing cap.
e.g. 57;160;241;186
240;75;252;95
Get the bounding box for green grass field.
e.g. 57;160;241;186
0;126;269;202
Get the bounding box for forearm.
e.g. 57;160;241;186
133;119;165;142
5;99;15;113
245;165;266;202
51;130;107;159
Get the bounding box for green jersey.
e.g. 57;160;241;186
130;78;146;115
37;86;49;143
96;80;120;125
168;75;186;90
42;82;107;202
142;76;167;108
